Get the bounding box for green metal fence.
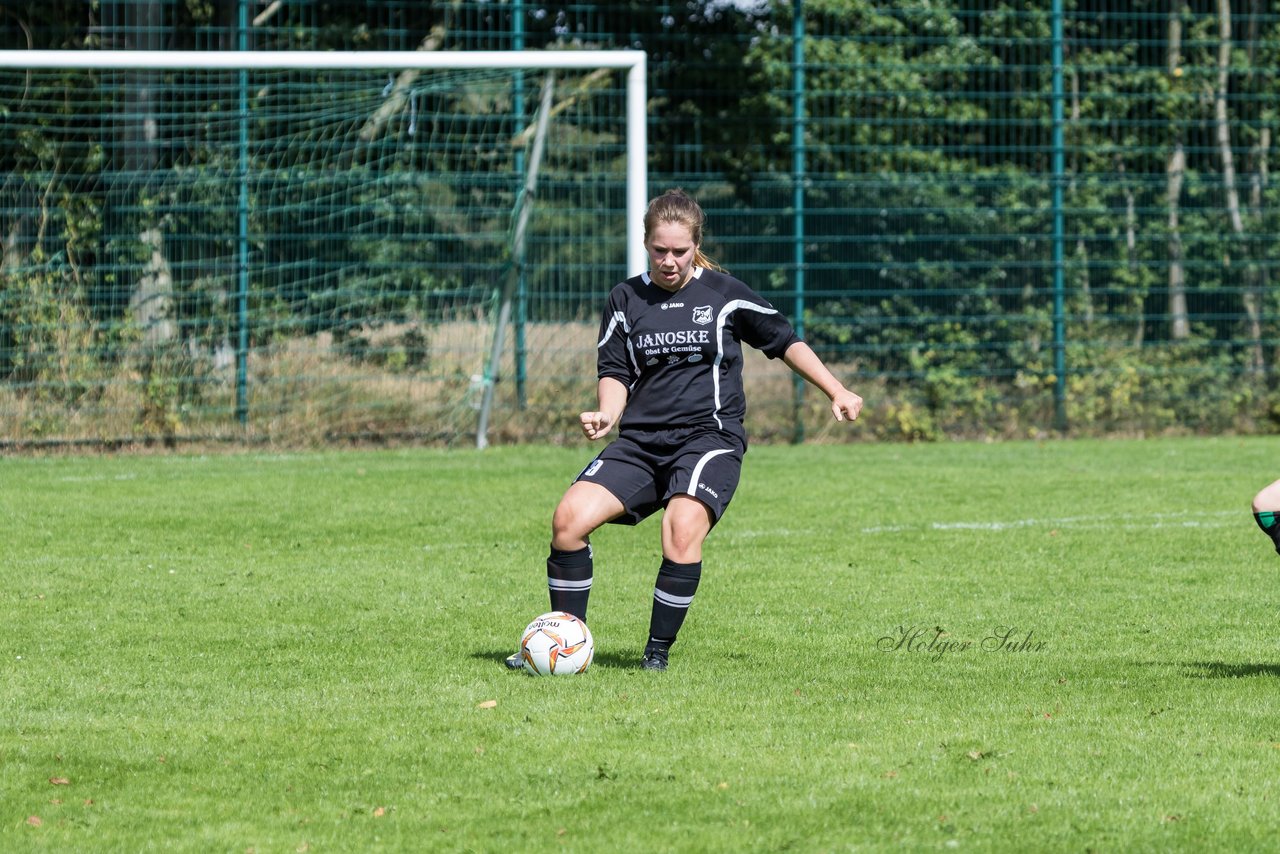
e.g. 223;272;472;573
3;1;1280;446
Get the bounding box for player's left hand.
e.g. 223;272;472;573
831;389;863;422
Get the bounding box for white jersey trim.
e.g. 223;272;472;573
641;266;705;288
598;309;641;382
711;300;780;429
597;310;629;348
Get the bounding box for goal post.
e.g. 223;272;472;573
0;49;647;447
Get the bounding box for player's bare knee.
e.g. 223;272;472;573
550;503;587;549
661;522;706;563
662;538;701;564
1253;479;1280;512
552;507;583;547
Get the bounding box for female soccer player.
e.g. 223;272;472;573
509;189;863;671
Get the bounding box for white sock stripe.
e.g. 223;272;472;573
548;578;593;591
653;589;695;608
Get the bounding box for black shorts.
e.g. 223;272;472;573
574;428;745;525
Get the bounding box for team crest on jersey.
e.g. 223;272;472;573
692;305;713;326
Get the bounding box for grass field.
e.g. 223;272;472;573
3;436;1279;852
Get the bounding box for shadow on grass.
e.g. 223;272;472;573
1180;661;1280;679
470;648;641;670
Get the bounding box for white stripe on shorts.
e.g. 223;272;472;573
685;448;735;499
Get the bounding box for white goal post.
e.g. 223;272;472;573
0;49;649;275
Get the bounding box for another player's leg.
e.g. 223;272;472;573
643;495;714;671
1253;478;1280;555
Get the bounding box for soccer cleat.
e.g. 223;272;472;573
640;646;669;671
504;651;525;670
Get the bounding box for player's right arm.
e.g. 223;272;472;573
580;376;628;440
587;284;635;440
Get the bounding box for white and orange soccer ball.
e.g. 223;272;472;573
519;611;594;676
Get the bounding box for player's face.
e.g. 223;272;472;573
645;222;697;292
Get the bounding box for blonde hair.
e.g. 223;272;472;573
643;188;723;272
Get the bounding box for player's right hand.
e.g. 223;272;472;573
580;410;615;440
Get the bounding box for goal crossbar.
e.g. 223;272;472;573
0;49;649;274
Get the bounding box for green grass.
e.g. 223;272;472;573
2;437;1278;852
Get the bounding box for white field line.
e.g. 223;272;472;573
55;472;139;482
859;509;1239;534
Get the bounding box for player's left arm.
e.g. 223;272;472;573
782;341;863;422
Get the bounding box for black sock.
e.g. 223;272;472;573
1255;512;1280;555
646;557;702;651
547;544;593;621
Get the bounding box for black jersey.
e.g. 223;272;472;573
595;266;801;440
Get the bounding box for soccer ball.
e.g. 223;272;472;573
519;611;594;676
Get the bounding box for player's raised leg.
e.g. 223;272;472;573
1253;478;1280;554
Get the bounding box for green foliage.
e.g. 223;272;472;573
0;262;100;405
1061;338;1256;435
5;3;1280;444
133;343;214;439
334;323;431;374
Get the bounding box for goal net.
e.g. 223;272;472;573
0;50;645;448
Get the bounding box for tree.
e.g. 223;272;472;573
100;0;176;346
